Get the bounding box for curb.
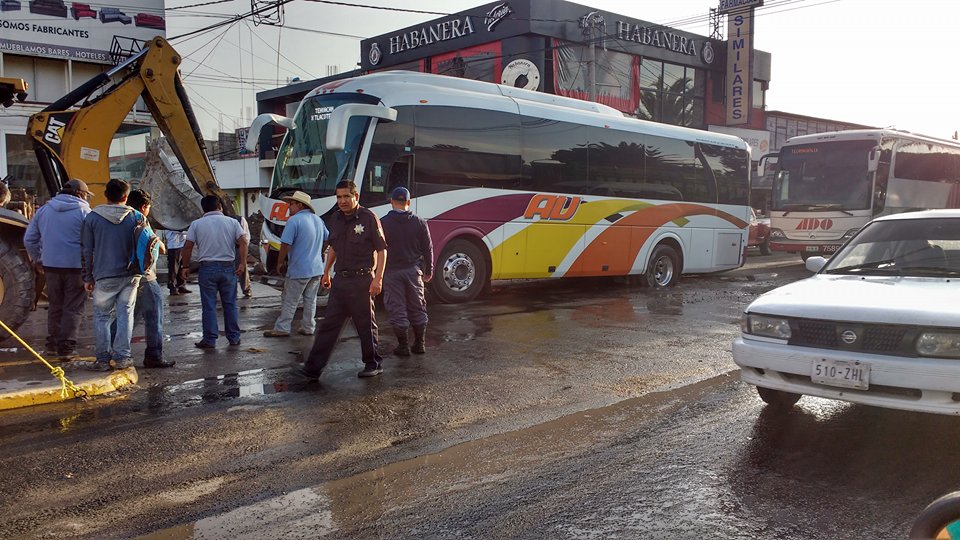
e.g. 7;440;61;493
0;367;139;411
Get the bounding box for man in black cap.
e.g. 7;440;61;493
24;179;91;359
380;187;433;356
299;180;387;379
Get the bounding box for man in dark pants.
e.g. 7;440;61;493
300;180;387;380
380;187;433;356
23;179;90;359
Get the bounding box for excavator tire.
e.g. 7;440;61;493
0;236;35;342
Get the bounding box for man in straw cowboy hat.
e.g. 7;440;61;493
264;190;329;338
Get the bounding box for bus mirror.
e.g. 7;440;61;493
246;113;294;153
326;104;398;151
867;146;881;173
757;152;777;178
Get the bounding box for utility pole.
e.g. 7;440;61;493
580;11;605;102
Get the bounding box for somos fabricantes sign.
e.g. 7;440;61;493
0;0;165;64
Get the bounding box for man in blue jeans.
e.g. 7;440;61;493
125;190;174;368
179;195;249;349
81;178;140;371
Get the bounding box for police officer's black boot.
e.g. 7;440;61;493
393;326;411;357
411;324;426;354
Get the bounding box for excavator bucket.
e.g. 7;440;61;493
139;138;203;231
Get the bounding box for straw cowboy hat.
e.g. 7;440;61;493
281;191;314;212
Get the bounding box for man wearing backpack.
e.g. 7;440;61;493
125;190;174;368
81;179;142;371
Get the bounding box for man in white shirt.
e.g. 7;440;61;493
180;196;249;349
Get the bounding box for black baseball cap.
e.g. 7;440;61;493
391;187;410;201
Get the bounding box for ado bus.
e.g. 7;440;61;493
248;71;751;302
765;129;960;259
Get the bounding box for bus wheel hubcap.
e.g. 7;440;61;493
653;256;674;286
443;252;475;292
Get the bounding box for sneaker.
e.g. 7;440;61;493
243;291;253;298
169;290;180;296
297;329;314;336
144;358;176;368
85;360;112;372
357;366;383;378
263;330;290;338
194;341;216;349
113;358;134;369
178;286;192;294
228;340;241;347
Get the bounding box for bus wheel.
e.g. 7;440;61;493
433;239;488;303
642;244;680;288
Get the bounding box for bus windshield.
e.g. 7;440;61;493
772;140;876;212
271;93;379;198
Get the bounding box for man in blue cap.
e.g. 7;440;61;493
380;186;433;356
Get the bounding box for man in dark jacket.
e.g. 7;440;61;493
380;187;434;356
81;179;140;371
23;179;91;359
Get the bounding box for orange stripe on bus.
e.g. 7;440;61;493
571;204;748;274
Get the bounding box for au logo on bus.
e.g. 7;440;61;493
523;194;582;221
269;201;291;221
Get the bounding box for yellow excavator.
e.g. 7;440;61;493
0;36;230;338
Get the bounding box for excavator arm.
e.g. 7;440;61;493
26;36;232;222
0;77;29;108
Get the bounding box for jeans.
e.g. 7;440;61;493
43;268;86;355
110;278;164;360
274;276;321;333
198;261;240;344
92;275;141;363
136;279;164;359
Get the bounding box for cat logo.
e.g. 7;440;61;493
44;117;66;145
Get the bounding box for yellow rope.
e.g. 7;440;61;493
0;320;87;400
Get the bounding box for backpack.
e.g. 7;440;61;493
128;210;160;275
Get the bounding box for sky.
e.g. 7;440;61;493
162;0;960;141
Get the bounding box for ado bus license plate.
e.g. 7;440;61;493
811;359;869;390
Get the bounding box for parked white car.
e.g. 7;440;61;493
733;209;960;415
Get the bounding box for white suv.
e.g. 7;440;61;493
733;209;960;414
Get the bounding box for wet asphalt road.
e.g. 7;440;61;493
1;253;946;538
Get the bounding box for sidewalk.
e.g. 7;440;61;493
0;355;137;410
0;269;285;411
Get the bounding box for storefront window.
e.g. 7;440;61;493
636;59;705;128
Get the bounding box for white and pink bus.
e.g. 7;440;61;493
764;129;960;260
248;71;751;302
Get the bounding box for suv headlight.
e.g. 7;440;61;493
742;314;792;339
769;228;786;239
916;332;960;358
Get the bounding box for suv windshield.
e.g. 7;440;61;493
271;93;379;198
773;140;876;211
823;217;960;277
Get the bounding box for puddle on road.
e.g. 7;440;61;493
142;375;733;538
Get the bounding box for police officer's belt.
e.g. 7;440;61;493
337;268;372;278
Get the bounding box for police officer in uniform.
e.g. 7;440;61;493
300;180;388;379
380;187;434;356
